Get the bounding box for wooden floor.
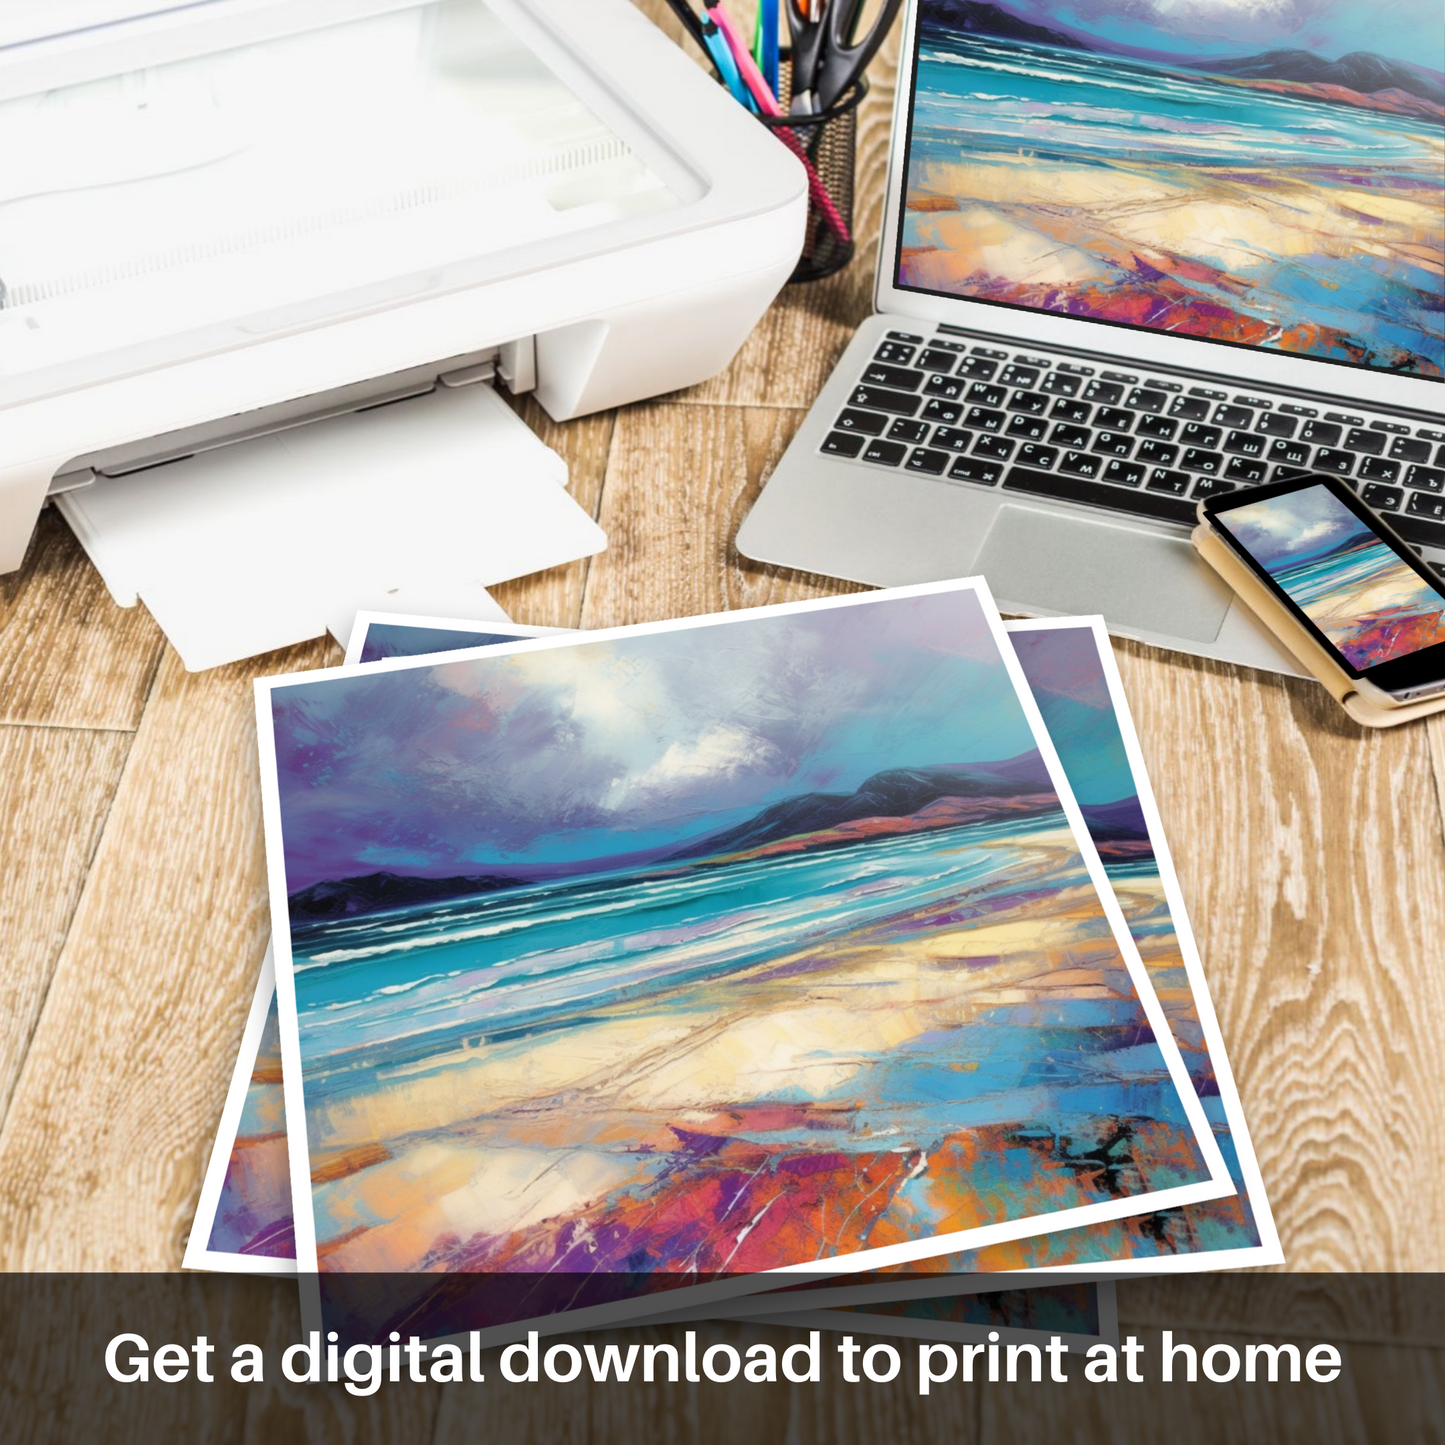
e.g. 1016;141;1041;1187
1;5;1442;1440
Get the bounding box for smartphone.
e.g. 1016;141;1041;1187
1201;473;1445;705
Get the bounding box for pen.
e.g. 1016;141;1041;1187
754;0;780;98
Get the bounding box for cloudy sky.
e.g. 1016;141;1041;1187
1216;483;1376;573
982;0;1434;66
270;589;1043;890
1011;626;1135;806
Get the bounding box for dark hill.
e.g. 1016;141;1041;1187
1079;797;1150;845
288;870;522;922
665;753;1056;862
920;1;1089;52
1193;49;1444;105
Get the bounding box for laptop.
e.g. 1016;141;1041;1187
737;0;1443;673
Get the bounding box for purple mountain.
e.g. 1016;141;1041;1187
664;753;1057;862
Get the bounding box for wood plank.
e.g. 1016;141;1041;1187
0;726;133;1126
580;402;865;630
1108;637;1445;1270
0;639;332;1270
0;509;165;730
490;397;614;630
985;1322;1443;1445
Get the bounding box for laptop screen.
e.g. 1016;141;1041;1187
894;0;1444;380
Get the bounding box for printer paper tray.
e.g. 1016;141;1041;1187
57;384;605;670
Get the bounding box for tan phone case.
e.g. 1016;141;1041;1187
1192;520;1445;729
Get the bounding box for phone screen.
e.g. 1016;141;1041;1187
1209;478;1445;688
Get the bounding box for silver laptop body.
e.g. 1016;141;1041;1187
738;0;1444;674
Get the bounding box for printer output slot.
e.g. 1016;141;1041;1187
46;338;540;496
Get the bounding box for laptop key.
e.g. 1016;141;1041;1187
862;363;925;390
1103;459;1145;487
966;383;1008;407
1168;395;1211;421
1390;436;1431;463
1257;413;1298;438
1051;424;1091;450
1407;491;1445;521
1391;513;1445;550
1223;430;1265;457
1180;423;1222;449
1344;428;1384;456
860;438;908;467
906;447;951;476
1095;406;1134;432
1136;413;1178;440
957;356;999;380
948;457;1003;485
1181;448;1223;474
887;418;932;444
1083;380;1124;405
1225;456;1267;483
1006;415;1048;441
1003;465;1196;524
1214;404;1254;429
974;435;1015;461
998;364;1040;388
916;348;959;373
1147;469;1191;495
1136;440;1178;467
850;384;921;417
1008;390;1050;415
1040;372;1080;397
1358;457;1400;483
1092;432;1134;457
1314;448;1354;476
1126;388;1167;413
1017;444;1059;470
835;408;890;435
965;406;1006;432
821;431;865;458
1060;451;1102;478
922;397;963;424
886;330;924;343
1050;398;1092;424
874;342;917;365
1361;483;1402;511
1406;465;1445;493
925;374;969;400
1300;420;1341;446
1268;438;1312;467
930;427;975;452
1193;476;1237;499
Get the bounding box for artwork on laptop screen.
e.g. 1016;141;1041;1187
1215;483;1445;668
899;0;1444;376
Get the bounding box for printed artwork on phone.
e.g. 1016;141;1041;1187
1216;483;1445;668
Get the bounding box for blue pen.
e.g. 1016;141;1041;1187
758;0;780;97
700;14;755;110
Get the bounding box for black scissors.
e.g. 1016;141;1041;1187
786;0;903;113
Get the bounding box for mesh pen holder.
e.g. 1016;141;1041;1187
759;64;867;283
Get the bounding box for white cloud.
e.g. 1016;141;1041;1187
603;724;781;811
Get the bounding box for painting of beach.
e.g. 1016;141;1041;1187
206;993;294;1260
265;588;1220;1321
1217;483;1445;668
901;0;1443;375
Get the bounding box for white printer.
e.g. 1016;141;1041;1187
0;0;806;663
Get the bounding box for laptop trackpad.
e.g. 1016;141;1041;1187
976;505;1233;643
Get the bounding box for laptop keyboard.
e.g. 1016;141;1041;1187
821;329;1445;563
